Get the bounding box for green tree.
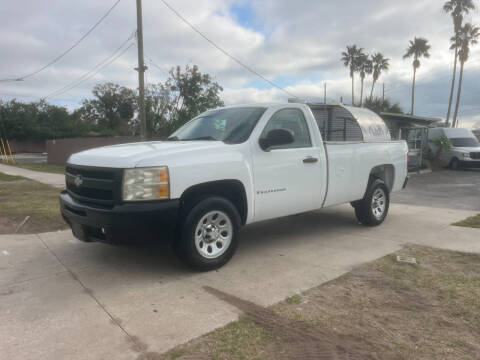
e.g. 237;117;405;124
341;45;362;106
78;82;136;135
430;136;452;161
369;53;389;101
357;52;372;107
145;64;224;137
0;100;89;140
403;37;431;115
145;83;173;137
443;0;476;126
364;97;403;115
452;23;479;127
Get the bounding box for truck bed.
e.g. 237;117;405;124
323;141;408;207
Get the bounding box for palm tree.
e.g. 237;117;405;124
403;37;431;115
341;45;362;105
364;97;403;115
452;23;479;127
357;52;372;107
443;0;476;127
369;53;389;101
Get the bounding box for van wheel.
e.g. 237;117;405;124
175;196;240;271
449;157;460;170
354;179;389;226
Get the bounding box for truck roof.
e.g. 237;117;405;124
216;102;391;142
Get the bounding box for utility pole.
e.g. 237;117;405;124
382;83;385;103
136;0;147;141
324;83;327;104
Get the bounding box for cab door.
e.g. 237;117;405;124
252;108;324;222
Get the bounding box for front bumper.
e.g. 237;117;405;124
459;160;480;168
60;191;179;243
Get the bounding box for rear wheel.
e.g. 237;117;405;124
175;196;240;271
354;179;389;226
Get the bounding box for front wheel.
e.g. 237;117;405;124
449;157;460;170
175;196;241;271
354;179;389;226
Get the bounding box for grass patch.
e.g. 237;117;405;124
453;214;480;229
0;172;23;182
0;172;66;234
1;161;65;174
164;245;480;359
163;317;273;360
284;294;302;305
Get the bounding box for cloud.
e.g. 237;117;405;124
0;0;479;120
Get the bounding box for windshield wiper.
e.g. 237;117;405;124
166;136;179;141
184;136;217;141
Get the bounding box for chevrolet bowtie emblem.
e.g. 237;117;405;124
74;175;83;187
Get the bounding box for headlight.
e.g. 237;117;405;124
461;153;470;159
122;167;169;201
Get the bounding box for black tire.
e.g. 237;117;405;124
449;157;460;170
354;179;389;226
175;196;241;271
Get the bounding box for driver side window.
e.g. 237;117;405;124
260;109;312;149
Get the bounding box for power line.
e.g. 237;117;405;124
45;42;134;100
0;0;122;82
143;52;171;77
43;33;135;100
159;0;297;98
0;92;40;99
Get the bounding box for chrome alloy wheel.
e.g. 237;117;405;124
371;188;386;219
194;211;233;259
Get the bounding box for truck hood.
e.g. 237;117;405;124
452;146;480;152
67;141;227;168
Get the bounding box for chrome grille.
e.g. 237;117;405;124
65;165;120;206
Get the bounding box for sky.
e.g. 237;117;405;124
1;0;480;129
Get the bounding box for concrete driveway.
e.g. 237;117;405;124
392;168;480;211
1;200;479;359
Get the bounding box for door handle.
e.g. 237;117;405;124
303;156;318;163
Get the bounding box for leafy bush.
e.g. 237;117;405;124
429;136;452;160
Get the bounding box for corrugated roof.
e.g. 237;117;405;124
380;112;442;123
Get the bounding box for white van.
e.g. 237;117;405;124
428;127;480;169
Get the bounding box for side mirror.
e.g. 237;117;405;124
259;128;294;151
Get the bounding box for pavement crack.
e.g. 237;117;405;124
35;234;141;349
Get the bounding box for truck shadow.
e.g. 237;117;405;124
86;206;358;275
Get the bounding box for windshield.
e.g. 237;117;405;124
450;137;480;148
168;107;267;144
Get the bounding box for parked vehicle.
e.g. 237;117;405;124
60;102;408;270
428;127;480;170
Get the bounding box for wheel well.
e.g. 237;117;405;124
179;180;248;225
369;164;395;192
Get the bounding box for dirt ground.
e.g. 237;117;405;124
164;245;480;360
0;173;67;234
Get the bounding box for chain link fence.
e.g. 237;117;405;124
390;127;429;171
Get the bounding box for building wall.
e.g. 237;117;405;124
7;139;46;154
47;136;140;165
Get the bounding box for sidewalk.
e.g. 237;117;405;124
0;163;64;188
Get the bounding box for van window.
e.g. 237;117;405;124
450;137;479;147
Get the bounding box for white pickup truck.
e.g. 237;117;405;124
60;101;408;270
